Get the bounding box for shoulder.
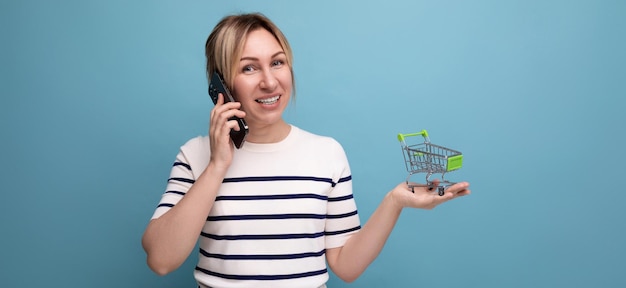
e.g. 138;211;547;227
292;126;352;181
295;126;343;148
178;135;211;178
292;126;347;158
180;135;210;154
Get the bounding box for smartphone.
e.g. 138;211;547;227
208;72;249;149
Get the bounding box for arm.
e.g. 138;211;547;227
326;181;471;282
141;95;245;275
141;163;226;275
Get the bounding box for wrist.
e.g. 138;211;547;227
385;190;404;213
202;161;228;180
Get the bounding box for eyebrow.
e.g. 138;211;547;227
240;51;286;61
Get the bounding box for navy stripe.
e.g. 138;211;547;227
208;213;326;221
199;248;325;260
173;162;192;170
325;225;361;236
168;177;195;184
158;203;174;208
224;176;334;185
195;266;327;281
200;231;324;240
338;175;352;183
165;190;186;196
327;210;358;219
216;193;327;201
328;194;354;202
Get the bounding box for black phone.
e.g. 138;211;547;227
208;72;249;149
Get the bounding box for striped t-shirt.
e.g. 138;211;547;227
151;126;361;287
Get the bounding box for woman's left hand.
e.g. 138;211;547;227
390;180;471;210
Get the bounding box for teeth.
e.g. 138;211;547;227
256;95;280;104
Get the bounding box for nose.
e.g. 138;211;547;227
259;70;278;91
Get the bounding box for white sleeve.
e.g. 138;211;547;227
150;136;210;219
150;150;195;219
324;139;361;248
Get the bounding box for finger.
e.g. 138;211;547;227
210;93;238;117
226;117;245;132
211;103;243;125
445;182;471;198
456;188;471;197
210;113;238;144
213;101;241;115
210;93;224;120
448;182;470;194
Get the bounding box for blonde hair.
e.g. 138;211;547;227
205;13;295;96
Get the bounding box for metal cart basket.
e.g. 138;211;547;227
398;130;463;196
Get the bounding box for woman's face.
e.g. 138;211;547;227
232;28;292;129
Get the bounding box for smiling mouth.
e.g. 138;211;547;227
256;95;280;105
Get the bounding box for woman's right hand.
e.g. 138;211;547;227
208;93;246;171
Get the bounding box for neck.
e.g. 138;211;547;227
245;120;291;144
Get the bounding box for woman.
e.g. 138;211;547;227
142;12;470;288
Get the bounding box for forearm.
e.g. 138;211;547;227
329;191;402;282
328;181;470;282
142;163;224;275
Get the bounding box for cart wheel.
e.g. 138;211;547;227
407;182;415;193
438;186;445;196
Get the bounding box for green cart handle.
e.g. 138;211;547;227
397;130;429;143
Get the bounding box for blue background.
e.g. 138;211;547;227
2;0;625;287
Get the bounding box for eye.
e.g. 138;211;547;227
271;59;285;67
241;65;256;73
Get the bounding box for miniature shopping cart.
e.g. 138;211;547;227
398;130;463;196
